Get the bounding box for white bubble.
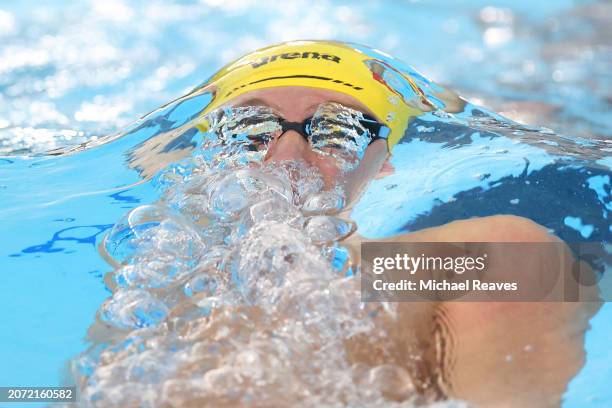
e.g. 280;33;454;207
100;289;169;330
304;215;356;244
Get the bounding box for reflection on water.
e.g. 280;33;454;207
0;1;610;155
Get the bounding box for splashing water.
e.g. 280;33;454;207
71;134;467;408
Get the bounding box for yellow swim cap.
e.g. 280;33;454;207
197;40;427;150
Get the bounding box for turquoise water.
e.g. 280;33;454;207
0;1;610;406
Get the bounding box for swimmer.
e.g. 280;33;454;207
86;41;600;408
191;41;600;407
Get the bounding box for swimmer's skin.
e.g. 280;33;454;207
227;87;601;407
344;216;600;407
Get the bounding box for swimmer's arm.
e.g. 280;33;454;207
343;214;559;270
367;214;556;243
348;215;600;407
437;300;599;408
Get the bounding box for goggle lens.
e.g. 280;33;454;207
202;102;386;161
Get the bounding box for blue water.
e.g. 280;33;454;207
0;0;610;406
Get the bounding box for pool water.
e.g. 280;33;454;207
0;1;610;407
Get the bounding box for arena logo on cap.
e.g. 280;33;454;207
250;52;342;68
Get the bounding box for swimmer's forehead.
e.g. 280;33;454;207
222;86;379;120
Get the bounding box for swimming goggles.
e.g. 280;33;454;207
200;102;391;160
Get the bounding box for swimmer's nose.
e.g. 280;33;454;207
263;129;341;188
264;130;311;163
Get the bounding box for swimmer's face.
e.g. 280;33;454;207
224;86;391;199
